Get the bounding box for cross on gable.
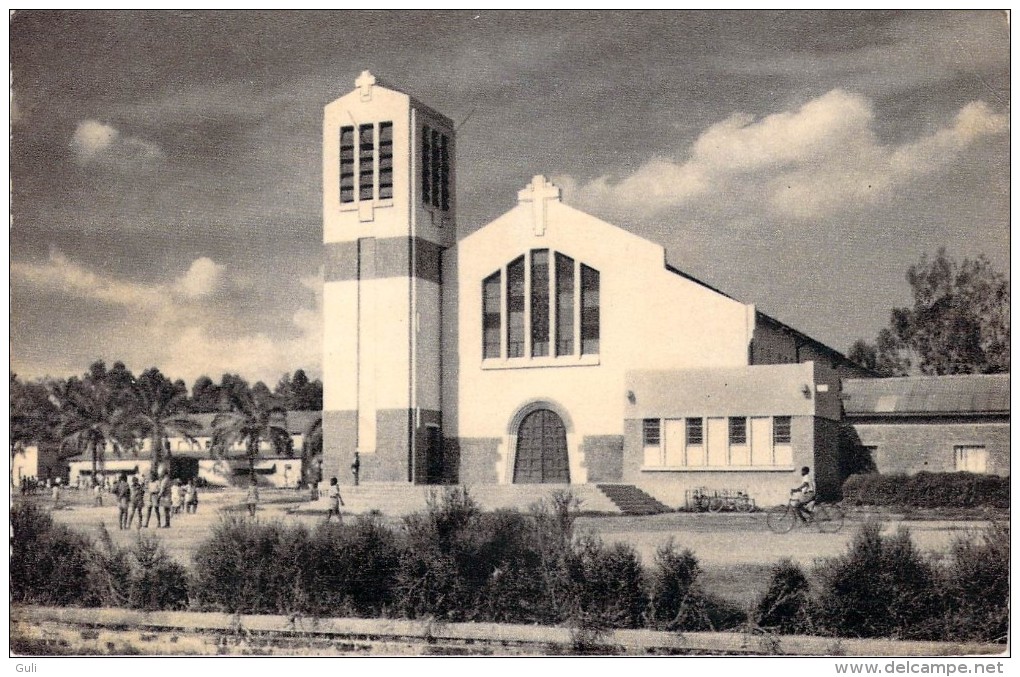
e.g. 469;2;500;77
355;70;376;100
517;175;561;236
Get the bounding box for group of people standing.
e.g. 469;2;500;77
112;471;199;530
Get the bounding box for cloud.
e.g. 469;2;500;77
70;119;164;167
559;90;1008;221
11;251;322;384
174;257;223;299
11;248;164;308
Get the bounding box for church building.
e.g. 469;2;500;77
321;72;872;507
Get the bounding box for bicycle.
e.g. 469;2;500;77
766;499;845;533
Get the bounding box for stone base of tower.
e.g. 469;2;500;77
322;408;450;486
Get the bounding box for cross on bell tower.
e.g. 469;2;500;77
355;70;376;101
517;175;561;236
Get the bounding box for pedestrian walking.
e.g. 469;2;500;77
245;477;259;517
325;477;345;523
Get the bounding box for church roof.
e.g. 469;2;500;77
842;374;1010;417
663;259;862;371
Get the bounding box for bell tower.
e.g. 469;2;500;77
321;71;456;484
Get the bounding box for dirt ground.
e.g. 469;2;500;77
26;488;992;608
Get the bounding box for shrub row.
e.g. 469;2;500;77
12;496;1008;644
753;521;1009;643
842;472;1009;509
12;490;743;635
191;488;744;633
11;504;188;610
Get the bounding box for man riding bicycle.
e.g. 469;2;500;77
791;466;815;522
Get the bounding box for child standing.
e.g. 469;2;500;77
128;476;144;528
326;477;344;523
170;479;182;515
144;473;160;528
245;478;259;517
185;478;198;514
115;473;130;529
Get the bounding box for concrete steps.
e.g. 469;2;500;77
596;484;674;515
290;482;621;517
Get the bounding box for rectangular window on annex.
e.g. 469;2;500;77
642;419;661;447
339;126;355;203
643;418;663;467
728;417;747;446
531;250;550;357
483;272;502;359
507;257;526;358
359;124;375;201
955;445;988;473
686;417;704;446
773;416;792;445
555;254;574;356
580;265;600;355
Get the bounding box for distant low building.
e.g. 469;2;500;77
843;374;1009;476
65;410;319;488
11;443;64;485
12;445;39;485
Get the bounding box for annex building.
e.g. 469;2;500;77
319;71;880;507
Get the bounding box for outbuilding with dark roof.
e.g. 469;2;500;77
843;374;1009;476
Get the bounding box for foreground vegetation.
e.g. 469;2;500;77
11;490;1008;644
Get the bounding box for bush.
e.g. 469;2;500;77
191;516;315;614
814;522;942;639
645;540;746;632
566;536;648;630
394;487;484;620
754;559;811;634
842;472;1010;509
474;509;559;624
394;488;569;624
11;504;191;611
126;535;190;611
842;473;904;506
939;522;1009;643
11;504;106;607
647;541;700;630
309;514;402;617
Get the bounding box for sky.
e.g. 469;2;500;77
9;10;1010;386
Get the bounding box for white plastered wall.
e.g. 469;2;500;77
452;191;755;483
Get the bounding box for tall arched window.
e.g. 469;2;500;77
482;250;599;363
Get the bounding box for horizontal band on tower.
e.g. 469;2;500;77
324;237;444;284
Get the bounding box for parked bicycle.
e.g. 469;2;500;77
766;499;845;533
686;487;755;513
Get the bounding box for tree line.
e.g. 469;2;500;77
848;249;1009;377
10;362;323;479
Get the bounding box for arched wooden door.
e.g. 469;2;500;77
513;409;569;483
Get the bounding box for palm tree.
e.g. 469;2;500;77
122;368;199;476
212;386;290;480
52;377;129;481
10;373;59;458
